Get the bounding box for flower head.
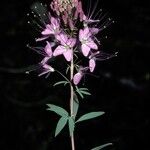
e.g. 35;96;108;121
27;0;116;82
53;33;76;61
36;17;60;41
79;27;98;57
42;17;60;35
39;41;53;64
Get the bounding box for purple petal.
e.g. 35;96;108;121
56;33;68;46
51;17;60;29
43;64;54;72
45;41;52;57
90;27;99;35
53;46;66;56
42;24;53;35
84;27;90;36
67;38;76;47
63;49;73;61
81;44;90;56
38;64;54;76
41;57;50;65
79;29;84;41
89;59;96;72
86;38;98;50
73;72;83;85
36;36;49;42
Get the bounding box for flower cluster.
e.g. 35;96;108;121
29;0;116;85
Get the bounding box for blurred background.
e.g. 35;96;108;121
0;0;149;150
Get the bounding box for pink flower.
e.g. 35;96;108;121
53;33;76;61
41;41;53;64
42;17;60;35
36;17;60;41
89;51;100;72
44;41;53;57
38;64;55;77
79;27;98;57
73;67;89;85
73;72;83;85
89;27;99;35
89;51;118;72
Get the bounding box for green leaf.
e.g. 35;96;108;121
78;88;89;91
76;90;84;99
76;86;91;98
80;90;91;95
46;104;68;116
55;116;68;137
53;81;68;86
68;117;75;136
91;143;113;150
66;65;70;74
76;111;105;123
76;86;84;99
73;95;79;118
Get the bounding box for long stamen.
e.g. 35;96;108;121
89;0;100;20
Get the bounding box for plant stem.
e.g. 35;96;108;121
70;57;75;150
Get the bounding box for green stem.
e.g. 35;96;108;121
55;70;71;84
70;58;75;150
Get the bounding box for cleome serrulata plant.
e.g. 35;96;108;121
27;0;117;149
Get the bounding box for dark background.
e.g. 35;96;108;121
0;0;149;150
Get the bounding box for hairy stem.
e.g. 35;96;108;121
70;58;75;150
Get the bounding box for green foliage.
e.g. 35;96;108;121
75;86;91;99
47;104;76;137
91;143;113;150
76;111;105;123
53;81;69;86
68;117;75;136
46;104;68;116
55;116;68;137
66;65;70;74
72;94;79;119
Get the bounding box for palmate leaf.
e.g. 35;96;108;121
68;117;75;136
55;116;68;137
53;81;69;86
76;111;105;123
46;104;68;116
91;143;113;150
75;86;91;99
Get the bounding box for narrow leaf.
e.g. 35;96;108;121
68;117;75;136
66;65;70;74
80;90;91;95
76;111;105;123
46;104;68;116
77;90;84;99
79;88;89;91
53;81;68;86
76;86;84;99
73;95;79;118
91;143;113;150
55;116;68;137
